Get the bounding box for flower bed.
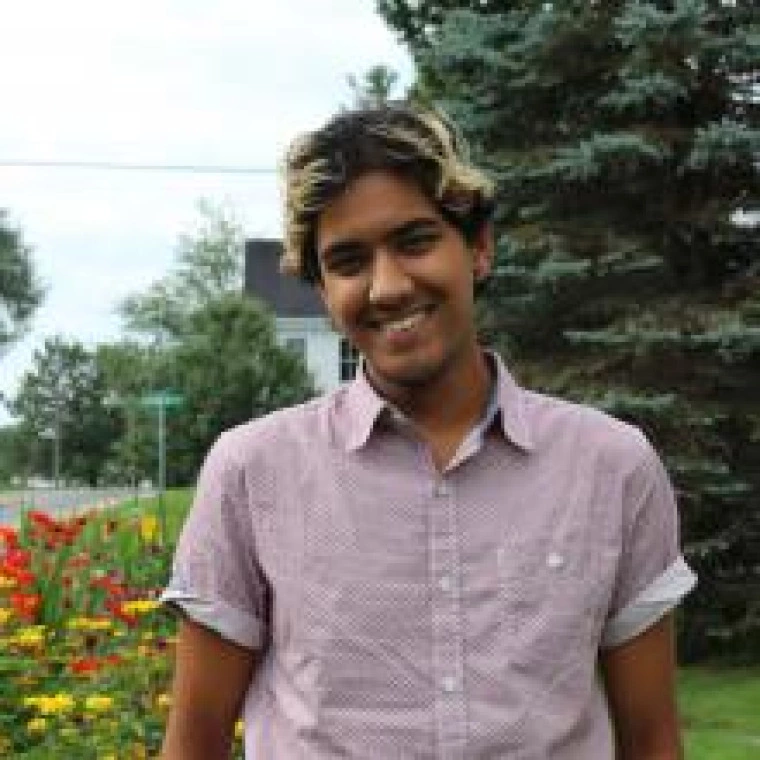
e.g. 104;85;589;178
0;493;244;758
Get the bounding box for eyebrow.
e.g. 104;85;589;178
319;217;441;264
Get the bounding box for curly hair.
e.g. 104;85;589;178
280;102;495;283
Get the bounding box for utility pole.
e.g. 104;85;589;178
53;418;61;489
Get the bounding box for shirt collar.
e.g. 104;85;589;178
486;351;534;453
339;350;535;454
341;362;388;452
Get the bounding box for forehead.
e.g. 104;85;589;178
315;171;443;253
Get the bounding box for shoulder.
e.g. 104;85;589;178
520;388;656;475
202;390;341;474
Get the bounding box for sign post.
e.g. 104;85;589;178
139;390;184;538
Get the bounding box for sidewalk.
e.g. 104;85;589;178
0;487;155;526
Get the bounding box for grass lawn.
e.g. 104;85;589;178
679;666;760;759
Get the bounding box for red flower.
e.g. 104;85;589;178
105;600;137;627
0;563;36;586
3;548;31;569
90;575;126;598
10;591;41;620
28;510;57;531
70;657;102;675
0;526;19;549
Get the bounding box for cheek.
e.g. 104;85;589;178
322;285;365;329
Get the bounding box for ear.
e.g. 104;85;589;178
471;223;495;283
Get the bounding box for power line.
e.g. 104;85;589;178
0;159;278;175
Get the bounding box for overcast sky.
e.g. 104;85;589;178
0;0;413;424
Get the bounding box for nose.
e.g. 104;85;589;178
368;248;414;306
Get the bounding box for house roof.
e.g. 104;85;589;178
244;239;324;317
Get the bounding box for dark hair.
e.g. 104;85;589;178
281;102;495;283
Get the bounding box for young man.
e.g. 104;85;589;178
160;103;696;759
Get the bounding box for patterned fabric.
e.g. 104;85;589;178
161;353;696;759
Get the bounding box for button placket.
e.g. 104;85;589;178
428;475;467;756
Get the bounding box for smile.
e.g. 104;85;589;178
367;306;434;335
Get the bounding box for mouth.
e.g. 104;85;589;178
366;305;435;336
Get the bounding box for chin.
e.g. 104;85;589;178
369;353;449;391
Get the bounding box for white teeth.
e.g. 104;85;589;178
382;311;426;333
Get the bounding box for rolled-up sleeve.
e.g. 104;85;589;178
160;431;270;650
601;434;697;649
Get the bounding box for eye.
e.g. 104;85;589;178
323;249;368;277
395;229;439;255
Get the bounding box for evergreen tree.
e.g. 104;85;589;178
347;64;401;107
378;0;760;659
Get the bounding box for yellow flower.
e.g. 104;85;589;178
0;576;16;589
24;693;75;715
67;616;112;632
156;693;172;710
120;599;159;616
0;607;12;624
84;695;114;713
234;719;244;739
8;625;46;648
139;514;159;543
26;717;47;733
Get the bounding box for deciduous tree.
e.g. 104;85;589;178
10;338;120;486
0;210;43;352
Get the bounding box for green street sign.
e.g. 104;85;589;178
140;391;184;409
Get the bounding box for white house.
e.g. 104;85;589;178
244;239;360;391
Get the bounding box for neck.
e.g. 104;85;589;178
368;347;493;438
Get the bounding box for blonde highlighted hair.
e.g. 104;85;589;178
281;102;495;283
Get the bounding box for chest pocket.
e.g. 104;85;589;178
497;533;618;660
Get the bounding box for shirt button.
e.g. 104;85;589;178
438;575;453;592
433;481;451;497
441;676;457;693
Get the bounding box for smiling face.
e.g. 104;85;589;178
316;171;493;398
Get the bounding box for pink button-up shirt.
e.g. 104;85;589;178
161;353;695;759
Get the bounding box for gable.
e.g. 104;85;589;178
244;239;324;318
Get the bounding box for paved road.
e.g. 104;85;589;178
0;487;155;526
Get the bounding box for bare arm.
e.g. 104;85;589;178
160;616;260;760
600;614;683;760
